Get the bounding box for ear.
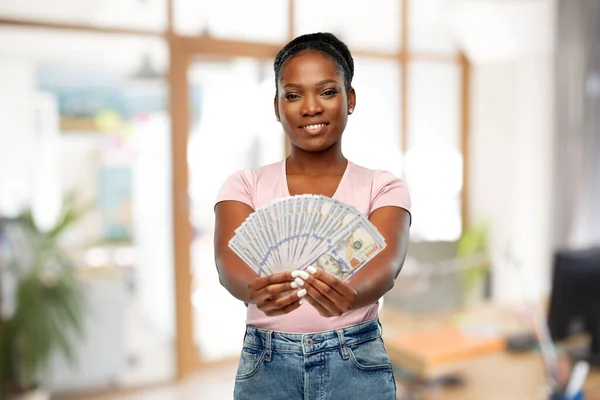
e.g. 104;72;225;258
274;95;280;121
348;87;356;113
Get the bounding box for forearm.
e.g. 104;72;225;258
216;256;257;303
350;207;410;309
214;201;258;303
349;259;401;309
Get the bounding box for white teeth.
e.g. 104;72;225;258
303;123;326;131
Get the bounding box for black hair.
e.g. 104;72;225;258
273;32;354;94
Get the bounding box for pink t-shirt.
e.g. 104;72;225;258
215;159;411;333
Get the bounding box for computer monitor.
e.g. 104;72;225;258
547;247;600;365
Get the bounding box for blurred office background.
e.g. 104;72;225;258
0;0;599;399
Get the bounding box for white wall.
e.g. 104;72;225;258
458;0;557;303
0;63;38;216
0;62;62;229
469;57;555;303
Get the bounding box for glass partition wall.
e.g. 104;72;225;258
0;0;470;392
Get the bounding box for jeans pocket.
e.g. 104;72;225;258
348;338;393;371
235;345;265;380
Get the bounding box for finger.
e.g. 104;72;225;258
303;284;343;316
249;276;306;305
303;293;335;317
263;299;302;317
303;266;357;315
256;279;302;300
248;271;294;290
260;289;307;314
306;266;356;297
304;274;344;305
276;298;303;316
272;288;307;309
251;283;289;304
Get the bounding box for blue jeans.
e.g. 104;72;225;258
233;318;397;400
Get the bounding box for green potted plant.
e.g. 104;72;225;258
0;195;89;400
457;222;491;306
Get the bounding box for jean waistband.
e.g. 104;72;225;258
243;318;382;356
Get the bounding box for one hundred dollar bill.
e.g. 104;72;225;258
309;218;386;281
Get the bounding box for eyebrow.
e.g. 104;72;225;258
283;79;341;89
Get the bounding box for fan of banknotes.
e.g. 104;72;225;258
228;195;386;281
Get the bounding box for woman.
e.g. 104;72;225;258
214;32;411;399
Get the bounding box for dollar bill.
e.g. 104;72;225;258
228;195;387;278
229;235;267;276
303;216;386;281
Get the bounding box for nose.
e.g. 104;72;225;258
300;94;324;117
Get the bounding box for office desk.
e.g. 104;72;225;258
401;351;600;400
380;304;600;400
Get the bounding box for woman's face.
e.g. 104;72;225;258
275;50;356;153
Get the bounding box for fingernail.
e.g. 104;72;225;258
291;281;298;289
299;298;305;305
292;270;310;280
307;266;317;274
294;277;304;287
297;289;307;297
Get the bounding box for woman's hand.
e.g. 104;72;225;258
248;271;307;316
294;266;358;317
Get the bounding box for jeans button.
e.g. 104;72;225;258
305;338;313;347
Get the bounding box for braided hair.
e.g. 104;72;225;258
273;32;354;95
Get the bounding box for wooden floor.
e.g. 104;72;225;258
59;359;600;400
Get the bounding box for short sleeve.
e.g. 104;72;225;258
214;170;255;210
370;170;412;216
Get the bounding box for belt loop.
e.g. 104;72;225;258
336;329;349;360
264;331;273;362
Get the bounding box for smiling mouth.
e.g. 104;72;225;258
300;122;329;134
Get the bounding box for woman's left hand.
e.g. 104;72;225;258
293;266;358;317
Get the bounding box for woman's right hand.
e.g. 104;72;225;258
247;271;307;316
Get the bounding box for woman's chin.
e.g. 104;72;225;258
292;138;339;153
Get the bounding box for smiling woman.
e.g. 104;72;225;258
273;33;356;155
213;32;411;400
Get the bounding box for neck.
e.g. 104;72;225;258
286;142;347;176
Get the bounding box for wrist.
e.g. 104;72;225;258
348;283;360;310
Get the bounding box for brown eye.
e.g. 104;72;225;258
322;89;338;97
285;93;300;100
